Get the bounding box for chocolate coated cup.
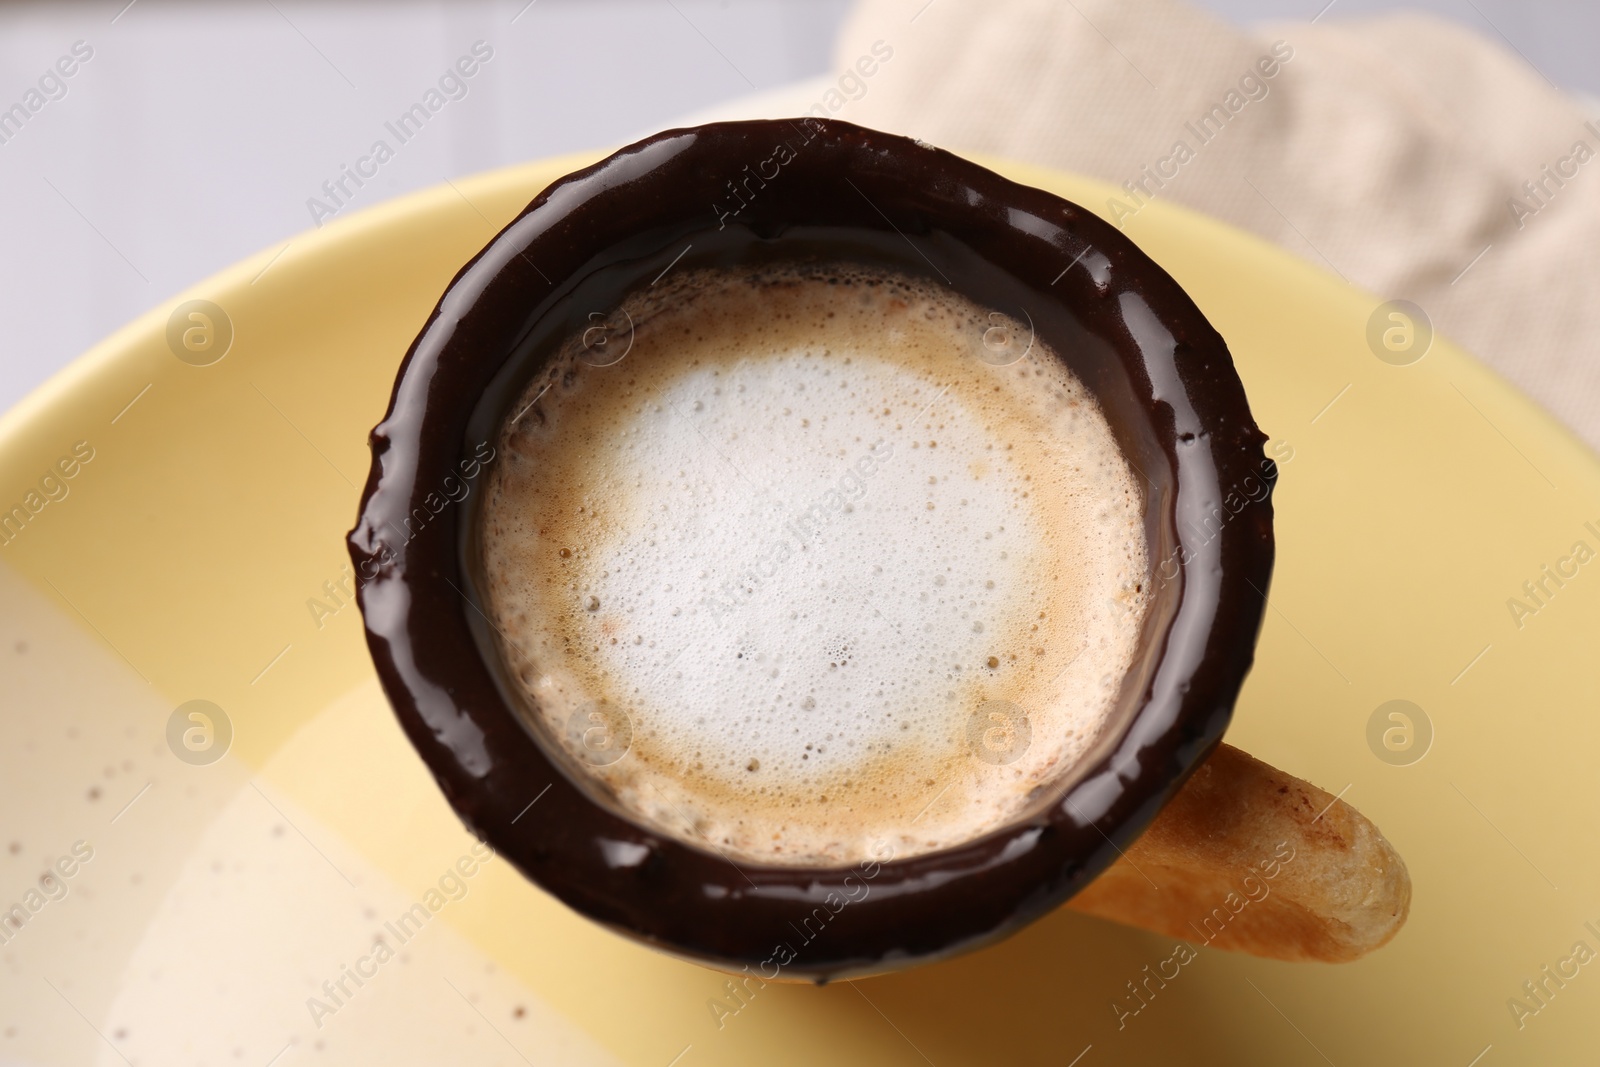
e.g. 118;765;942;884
348;118;1274;981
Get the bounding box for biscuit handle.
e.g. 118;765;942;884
1064;743;1410;962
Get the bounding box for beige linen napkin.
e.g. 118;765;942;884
816;0;1600;451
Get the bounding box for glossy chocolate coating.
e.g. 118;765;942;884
348;118;1275;981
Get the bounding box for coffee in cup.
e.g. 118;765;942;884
477;261;1152;866
351;117;1289;979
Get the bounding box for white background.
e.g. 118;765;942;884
1;0;1596;416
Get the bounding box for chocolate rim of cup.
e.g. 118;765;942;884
348;118;1275;981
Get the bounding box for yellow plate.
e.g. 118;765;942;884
3;150;1597;1066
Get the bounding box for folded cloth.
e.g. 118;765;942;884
821;0;1600;451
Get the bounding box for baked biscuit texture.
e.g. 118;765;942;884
1067;743;1411;962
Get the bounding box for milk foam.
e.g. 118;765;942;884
479;264;1150;866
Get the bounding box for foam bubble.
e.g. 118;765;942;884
479;264;1150;866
